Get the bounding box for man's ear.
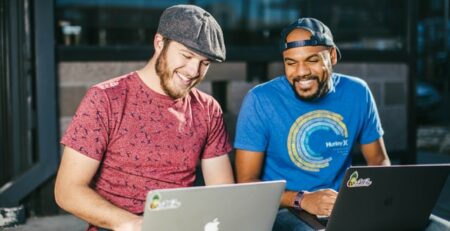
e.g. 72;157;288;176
153;33;165;53
330;47;338;65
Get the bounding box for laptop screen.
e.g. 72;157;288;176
292;164;450;231
141;180;286;231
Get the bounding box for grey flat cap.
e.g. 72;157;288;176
157;4;226;62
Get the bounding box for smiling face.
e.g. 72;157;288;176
155;38;211;99
282;29;337;101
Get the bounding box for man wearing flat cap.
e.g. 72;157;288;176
55;5;233;231
234;17;391;231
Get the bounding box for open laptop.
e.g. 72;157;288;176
291;164;450;231
141;180;285;231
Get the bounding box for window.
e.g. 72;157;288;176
56;0;412;61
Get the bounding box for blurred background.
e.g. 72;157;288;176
1;0;449;229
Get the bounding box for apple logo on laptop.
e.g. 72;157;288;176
204;218;220;231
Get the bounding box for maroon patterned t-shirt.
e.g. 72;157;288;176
61;72;231;214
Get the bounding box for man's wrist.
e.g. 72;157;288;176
293;191;305;211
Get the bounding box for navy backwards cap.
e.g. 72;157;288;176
157;4;226;62
280;17;341;59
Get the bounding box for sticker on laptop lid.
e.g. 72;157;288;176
148;193;181;210
346;171;372;188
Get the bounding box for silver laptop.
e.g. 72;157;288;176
141;180;285;231
292;164;450;231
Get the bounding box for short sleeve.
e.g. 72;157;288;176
201;99;232;159
358;84;384;144
233;91;269;152
60;87;110;160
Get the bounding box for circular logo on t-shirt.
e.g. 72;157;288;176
287;110;348;172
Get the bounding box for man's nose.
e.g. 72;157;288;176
296;62;311;77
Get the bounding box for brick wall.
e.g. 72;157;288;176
58;61;408;152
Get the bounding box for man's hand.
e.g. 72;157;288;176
301;189;337;216
113;217;143;231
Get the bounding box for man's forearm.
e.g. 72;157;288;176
367;155;391;166
55;186;141;230
280;190;298;208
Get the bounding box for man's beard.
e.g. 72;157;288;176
292;75;331;101
155;45;196;99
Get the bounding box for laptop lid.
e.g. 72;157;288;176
294;164;450;231
141;180;285;231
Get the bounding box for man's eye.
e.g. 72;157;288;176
182;54;191;59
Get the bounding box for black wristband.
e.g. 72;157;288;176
293;191;304;211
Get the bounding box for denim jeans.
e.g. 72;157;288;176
272;208;450;231
272;209;315;231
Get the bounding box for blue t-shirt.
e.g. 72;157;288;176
234;74;383;191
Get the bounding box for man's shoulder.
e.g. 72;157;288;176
92;72;136;91
333;73;369;90
250;76;286;95
189;87;213;100
189;87;220;107
84;72;137;101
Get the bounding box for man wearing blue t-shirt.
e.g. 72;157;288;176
233;17;391;231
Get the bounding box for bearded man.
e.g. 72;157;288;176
234;17;391;231
55;5;234;231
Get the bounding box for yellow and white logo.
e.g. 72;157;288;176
148;194;181;210
287;110;348;172
347;171;372;188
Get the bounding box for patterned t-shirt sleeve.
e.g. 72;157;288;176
202;99;232;159
359;83;384;144
60;87;110;160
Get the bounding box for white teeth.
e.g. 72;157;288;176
176;72;191;85
177;72;188;80
296;79;313;89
